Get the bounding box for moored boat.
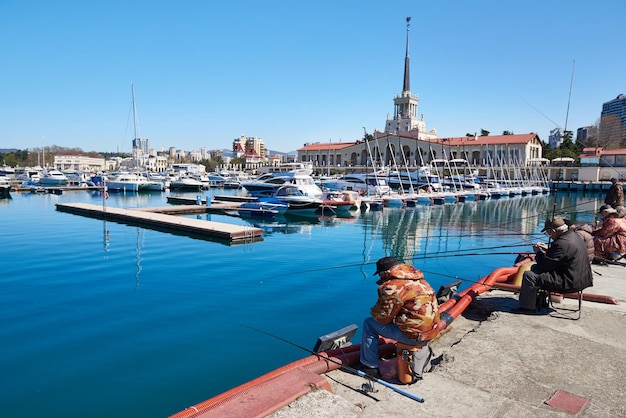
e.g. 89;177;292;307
238;198;288;218
319;190;360;216
106;172;145;192
322;172;391;196
0;176;12;199
169;176;203;192
263;185;323;214
243;170;323;199
39;169;68;186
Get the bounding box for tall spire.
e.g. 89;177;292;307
402;17;411;93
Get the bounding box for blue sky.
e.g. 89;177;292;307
1;0;624;154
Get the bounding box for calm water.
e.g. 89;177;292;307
0;188;604;417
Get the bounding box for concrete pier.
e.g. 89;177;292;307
269;262;626;417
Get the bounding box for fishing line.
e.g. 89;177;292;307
239;324;425;403
272;244;532;279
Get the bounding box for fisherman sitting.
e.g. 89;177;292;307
515;216;593;314
358;257;439;381
593;205;626;261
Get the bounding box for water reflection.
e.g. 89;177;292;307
362;195;553;265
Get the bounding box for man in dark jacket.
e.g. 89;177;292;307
516;216;593;314
605;177;624;209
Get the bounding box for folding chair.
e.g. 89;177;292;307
536;289;583;320
549;290;583;320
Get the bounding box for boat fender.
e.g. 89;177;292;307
513;263;536;286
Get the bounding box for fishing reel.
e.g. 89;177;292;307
361;380;378;394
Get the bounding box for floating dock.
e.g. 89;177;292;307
166;195;258;205
56;203;263;244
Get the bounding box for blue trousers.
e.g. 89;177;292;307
360;317;425;368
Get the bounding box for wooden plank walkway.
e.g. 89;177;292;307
55;203;263;244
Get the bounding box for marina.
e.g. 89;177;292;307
1;4;624;417
0;186;618;417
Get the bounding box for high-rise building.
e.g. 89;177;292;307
548;128;564;149
132;138;149;156
232;134;266;159
576;125;599;144
600;93;626;143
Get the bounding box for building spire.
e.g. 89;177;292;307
402;17;411;93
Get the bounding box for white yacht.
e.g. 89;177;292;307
321;172;390;196
39;169;69;186
242;170;323;199
169;175;203;192
107;172;147;192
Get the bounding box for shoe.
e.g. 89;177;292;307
353;363;381;379
511;307;537;315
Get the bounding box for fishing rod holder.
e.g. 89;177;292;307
313;324;358;353
436;279;462;304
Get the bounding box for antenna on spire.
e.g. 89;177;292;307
402;17;411;93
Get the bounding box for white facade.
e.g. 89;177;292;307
53;155;105;172
142;155;169;172
170;163;206;175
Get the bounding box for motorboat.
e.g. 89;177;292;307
0;176;12;199
382;193;407;208
220;171;250;189
321;172;390;196
107;172;147;192
169;175;203;192
243;170;323;199
360;195;384;210
264;185;323;214
319;190;360;216
238;198;288;218
39;169;68;186
194;173;225;189
15;167;42;184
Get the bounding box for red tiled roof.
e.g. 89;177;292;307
297;142;358;152
600;148;626;155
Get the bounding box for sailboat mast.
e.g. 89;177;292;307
132;84;138;142
563;59;575;135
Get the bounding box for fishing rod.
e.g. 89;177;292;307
272;243;533;278
422;251;532;260
547;60;576;245
240;325;425;403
